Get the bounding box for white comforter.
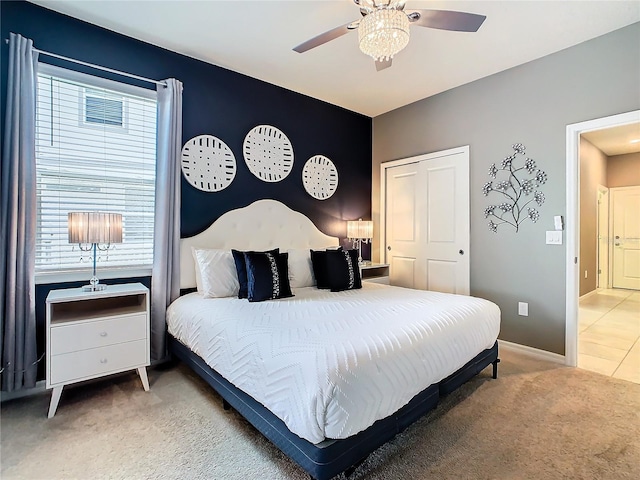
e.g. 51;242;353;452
166;283;500;444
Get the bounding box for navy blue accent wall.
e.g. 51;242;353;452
1;1;372;381
1;1;372;240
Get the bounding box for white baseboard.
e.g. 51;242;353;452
0;363;165;403
579;289;599;301
499;339;566;365
0;380;47;403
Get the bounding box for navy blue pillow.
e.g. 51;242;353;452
310;247;343;289
232;248;279;299
325;249;362;292
244;251;293;302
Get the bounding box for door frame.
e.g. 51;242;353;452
565;110;640;367
379;145;470;273
596;185;610;289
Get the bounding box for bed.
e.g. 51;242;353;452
168;199;500;479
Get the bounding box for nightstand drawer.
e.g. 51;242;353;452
50;313;147;355
50;340;148;385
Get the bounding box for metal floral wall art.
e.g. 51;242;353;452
483;143;547;233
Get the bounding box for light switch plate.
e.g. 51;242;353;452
546;231;562;245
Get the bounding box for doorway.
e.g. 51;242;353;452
566;109;640;371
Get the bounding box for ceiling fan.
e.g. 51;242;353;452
293;0;486;71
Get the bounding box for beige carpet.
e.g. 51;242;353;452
1;349;639;479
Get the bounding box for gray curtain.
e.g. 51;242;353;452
151;78;183;362
0;33;39;391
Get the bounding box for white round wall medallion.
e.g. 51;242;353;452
243;125;294;182
302;155;339;200
181;135;236;192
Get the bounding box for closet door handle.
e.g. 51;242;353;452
459;250;464;255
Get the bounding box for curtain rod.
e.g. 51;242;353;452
5;38;167;87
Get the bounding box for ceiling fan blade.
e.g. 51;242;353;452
293;22;356;53
375;58;392;71
408;9;486;32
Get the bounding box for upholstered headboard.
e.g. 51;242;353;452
180;199;340;289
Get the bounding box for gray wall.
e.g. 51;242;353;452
579;138;608;297
608;152;640;187
372;23;640;355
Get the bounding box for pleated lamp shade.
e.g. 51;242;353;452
347;219;373;240
68;212;123;244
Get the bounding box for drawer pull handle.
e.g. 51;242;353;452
99;332;108;337
100;358;108;364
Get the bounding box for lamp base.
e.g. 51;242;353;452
82;284;107;292
82;275;106;292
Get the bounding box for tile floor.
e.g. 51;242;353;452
578;288;640;384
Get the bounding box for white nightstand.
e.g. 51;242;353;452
46;282;150;418
360;263;390;285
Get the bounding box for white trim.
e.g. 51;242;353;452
565;110;640;368
38;63;157;99
0;380;46;403
609;185;640;192
36;267;152;285
596;185;610;289
579;289;599;301
379;145;470;265
0;363;164;403
498;339;565;365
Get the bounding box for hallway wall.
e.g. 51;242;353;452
608;152;640;187
579;138;608;296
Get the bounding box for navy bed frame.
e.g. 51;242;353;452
169;335;499;480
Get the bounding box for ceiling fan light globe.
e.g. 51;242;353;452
358;8;410;61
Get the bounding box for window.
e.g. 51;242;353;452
35;64;157;277
84;89;124;127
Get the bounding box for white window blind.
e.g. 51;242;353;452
35;64;158;274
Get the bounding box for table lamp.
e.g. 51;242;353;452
68;212;123;291
347;219;373;265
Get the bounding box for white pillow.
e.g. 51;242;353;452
192;247;205;293
192;248;239;298
287;248;315;288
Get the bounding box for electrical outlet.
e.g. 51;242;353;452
518;302;529;316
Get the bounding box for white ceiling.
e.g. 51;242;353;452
582;123;640;156
30;1;640;117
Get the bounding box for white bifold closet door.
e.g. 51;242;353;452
384;149;470;295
